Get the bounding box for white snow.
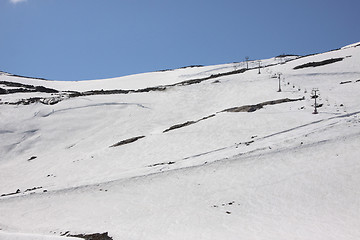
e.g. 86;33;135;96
0;42;360;240
0;57;292;92
0;231;80;240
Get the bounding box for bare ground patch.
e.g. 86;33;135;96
163;97;304;133
293;57;345;70
163;114;216;133
109;136;145;147
67;232;113;240
222;97;305;113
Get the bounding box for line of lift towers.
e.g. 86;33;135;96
245;57;320;114
276;72;319;114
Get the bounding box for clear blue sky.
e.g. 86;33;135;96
1;0;359;81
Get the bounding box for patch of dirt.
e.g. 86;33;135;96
293;57;344;70
0;81;58;94
24;186;42;192
67;232;113;240
148;161;175;167
244;140;254;146
222;104;261;113
163;121;196;133
275;54;300;58
340;81;352;85
28;156;37;161
1;97;62;105
163;114;215;133
222;97;305;113
109;136;145;147
1;189;21;197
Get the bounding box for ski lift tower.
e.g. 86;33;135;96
277;73;282;92
311;88;319;114
245;56;250;69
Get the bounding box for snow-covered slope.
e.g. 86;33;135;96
0;44;360;240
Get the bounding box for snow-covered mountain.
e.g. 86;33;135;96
1;42;360;240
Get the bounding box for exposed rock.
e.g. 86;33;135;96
340;81;352;85
24;186;42;192
109;136;145;147
163;114;215;133
148;161;176;167
1;189;21;197
28;156;37;161
0;81;58;94
222;97;305;113
244;141;254;146
293;57;344;70
67;232;113;240
275;54;299;58
163;121;196;133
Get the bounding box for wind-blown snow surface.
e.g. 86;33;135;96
0;44;360;240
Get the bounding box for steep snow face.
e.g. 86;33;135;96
0;43;360;240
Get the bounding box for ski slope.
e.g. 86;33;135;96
1;43;360;240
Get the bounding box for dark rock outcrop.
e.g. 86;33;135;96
293;58;344;70
109;136;145;147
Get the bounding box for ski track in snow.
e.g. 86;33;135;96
41;102;149;117
1;108;358;200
